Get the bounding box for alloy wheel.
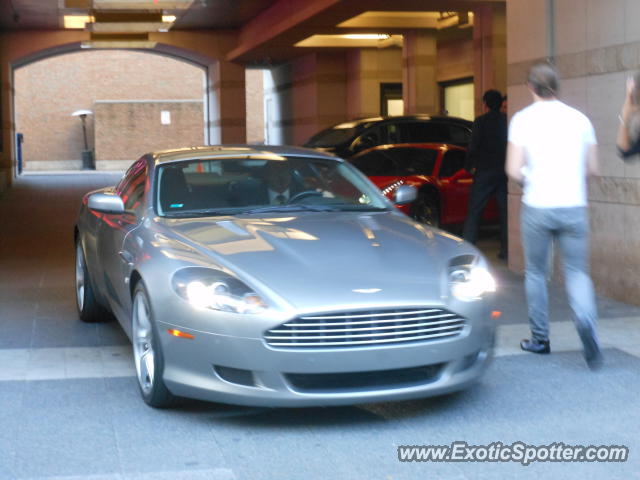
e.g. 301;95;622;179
75;243;85;312
132;291;155;395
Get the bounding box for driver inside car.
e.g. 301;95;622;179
264;161;294;204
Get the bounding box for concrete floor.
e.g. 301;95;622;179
0;173;639;479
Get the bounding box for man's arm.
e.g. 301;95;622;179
617;77;637;153
586;143;599;177
506;141;525;186
464;118;482;173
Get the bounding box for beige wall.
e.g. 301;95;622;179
265;33;476;146
346;48;403;119
507;0;640;305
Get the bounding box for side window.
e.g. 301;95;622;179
385;148;438;176
439;150;467;178
448;125;472;144
404;122;449;143
117;159;147;216
350;151;397;176
382;124;400;144
352;126;382;153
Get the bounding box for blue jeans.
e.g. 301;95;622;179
520;204;599;344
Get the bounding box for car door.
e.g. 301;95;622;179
436;148;472;224
97;158;148;320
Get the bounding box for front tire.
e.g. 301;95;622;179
75;240;111;323
411;193;440;228
132;282;175;408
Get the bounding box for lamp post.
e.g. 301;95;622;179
72;109;94;170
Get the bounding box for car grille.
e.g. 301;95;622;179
264;308;466;348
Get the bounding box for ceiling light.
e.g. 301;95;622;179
64;15;93;29
342;34;390;40
92;0;193;9
88;22;173;33
295;34;402;48
82;32;157;49
338;11;440;29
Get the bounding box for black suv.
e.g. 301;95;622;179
303;115;472;158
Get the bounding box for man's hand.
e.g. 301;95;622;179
506;142;525;186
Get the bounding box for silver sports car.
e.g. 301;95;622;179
75;146;496;408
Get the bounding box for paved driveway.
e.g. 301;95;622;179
0;174;638;479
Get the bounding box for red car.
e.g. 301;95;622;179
350;143;497;227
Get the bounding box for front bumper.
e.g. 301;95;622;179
156;312;494;407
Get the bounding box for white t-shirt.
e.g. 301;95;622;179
508;100;597;208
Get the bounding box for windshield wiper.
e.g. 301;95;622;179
333;206;390;212
163;209;233;218
241;204;339;214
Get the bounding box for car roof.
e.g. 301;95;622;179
331;115;472;129
375;142;466;150
150;145;342;164
353;142;466;157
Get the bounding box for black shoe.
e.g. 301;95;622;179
520;338;550;354
577;325;603;370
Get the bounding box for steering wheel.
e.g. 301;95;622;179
288;189;324;203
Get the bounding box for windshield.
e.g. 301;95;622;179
155;156;390;218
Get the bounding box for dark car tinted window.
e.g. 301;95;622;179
385;148;438;176
350;151;397;176
439;150;467;178
393;121;471;145
448;125;472;144
402;122;449;143
352;126;384;154
305;127;360;148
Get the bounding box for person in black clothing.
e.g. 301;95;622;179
462;89;508;259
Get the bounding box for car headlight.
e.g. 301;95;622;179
448;256;496;302
172;267;267;314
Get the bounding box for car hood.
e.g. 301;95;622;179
158;212;470;310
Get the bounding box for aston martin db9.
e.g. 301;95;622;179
74;146;496;408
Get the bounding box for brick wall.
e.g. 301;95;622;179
94;101;204;169
14;50;205;170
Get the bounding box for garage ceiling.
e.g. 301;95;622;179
0;0;503;63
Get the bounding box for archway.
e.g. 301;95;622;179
1;31;248;185
14;49;207;172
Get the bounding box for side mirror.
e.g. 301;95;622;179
394;185;417;205
88;192;125;214
451;169;472;183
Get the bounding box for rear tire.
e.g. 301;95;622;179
411;193;440;228
132;281;175;408
75;240;111;323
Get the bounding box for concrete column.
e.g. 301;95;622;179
264;53;346;146
0;36;13;193
208;60;246;144
472;3;507;116
402;30;438;115
292;52;347;145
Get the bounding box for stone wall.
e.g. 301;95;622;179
507;0;640;304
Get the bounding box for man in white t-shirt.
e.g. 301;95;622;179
506;61;602;369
